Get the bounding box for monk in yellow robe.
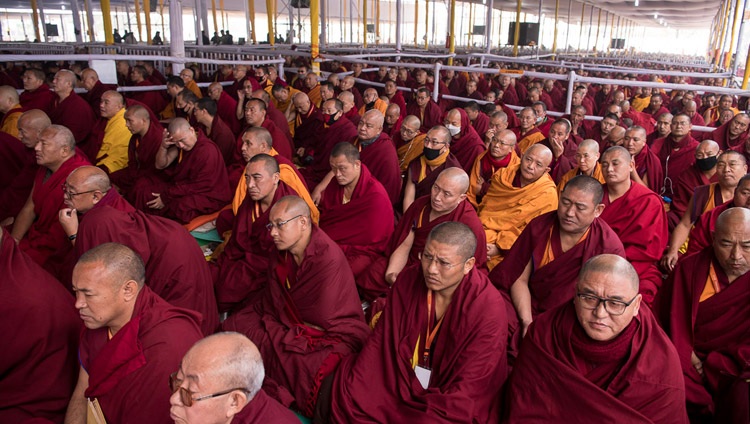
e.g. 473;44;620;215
557;139;605;195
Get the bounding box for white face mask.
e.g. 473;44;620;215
446;124;461;137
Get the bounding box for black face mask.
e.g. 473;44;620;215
366;100;376;108
696;155;718;171
423;146;442;161
325;113;338;126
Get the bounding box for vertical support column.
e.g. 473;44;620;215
577;2;585;53
375;0;380;45
731;0;748;79
485;0;494;54
220;0;226;29
565;70;575;114
320;0;327;46
38;0;48;41
564;0;572;53
512;0;521;57
424;0;429;49
70;0;84;43
363;0;367;47
448;0;456;64
742;41;750;88
211;0;219;34
266;0;275;45
170;0;186;75
585;4;593;51
716;0;732;67
725;0;742;69
102;0;115;44
396;0;402;51
143;0;152;44
593;8;601;53
84;0;95;41
414;0;418;45
159;0;166;39
551;0;559;55
311;0;320;73
433;63;441;102
30;0;42;42
134;0;143;42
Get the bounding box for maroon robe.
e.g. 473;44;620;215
330;265;508;423
709;119;750;151
293;104;325;151
80;286;202;424
471;111;490;138
76;189;219;335
383;115;403;140
501;84;519;105
633;143;665;194
686;200;732;255
406;152;462;201
49;92;96;158
133;134;231;223
204;115;235;164
601;183;668;305
669;165;718;228
645;105;670;120
222;226;370;416
300;117;357;188
353;132;402;205
342;108;361;127
217;91;241;135
211;181;299;313
129;80;168;117
358;196;487;299
0;133;35;220
657;250;750;422
506;303;688;424
266;102;292;139
0;229;79;424
19;84;55;115
406;100;442;133
84;80;118;117
261;118;293;160
651;134;699;198
319;164;394;287
109;119;164;201
19;152;90;269
623;109;656;134
449;109;486;173
231;390;299;423
388;90;407;118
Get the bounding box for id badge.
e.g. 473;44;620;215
415;365;432;389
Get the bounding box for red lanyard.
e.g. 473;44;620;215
423;290;445;366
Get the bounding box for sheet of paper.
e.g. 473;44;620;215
415;365;432;389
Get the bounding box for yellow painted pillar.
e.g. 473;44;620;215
551;0;559;55
414;0;418;45
265;0;274;45
448;0;456;63
311;0;319;73
593;7;601;53
742;41;750;88
247;0;256;43
512;0;521;57
724;0;742;68
424;0;429;49
134;0;143;42
363;0;367;47
30;0;41;42
159;0;166;37
578;2;585;52
716;0;731;66
220;0;226;29
102;0;115;44
143;0;151;44
211;0;219;33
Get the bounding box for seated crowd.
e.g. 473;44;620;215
0;57;748;424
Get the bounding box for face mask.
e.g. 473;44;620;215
256;75;265;83
366;100;376;108
325;113;337;126
423;146;442;161
446;124;461;137
696;156;718;171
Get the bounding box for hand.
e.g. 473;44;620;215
549;137;564;158
520;320;532;338
385;272;399;286
311;186;324;206
146;193;165;210
691;351;704;376
237;89;245;100
161;129;174;149
296;147;306;157
485;128;496;142
487;243;500;257
58;208;79;237
660;251;678;273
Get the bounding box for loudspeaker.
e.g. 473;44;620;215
610;38;626;49
507;22;539;45
45;23;59;37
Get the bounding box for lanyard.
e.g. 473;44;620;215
423;290;445;367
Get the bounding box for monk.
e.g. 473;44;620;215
322;223;508;423
132;118;231;224
0;228;80;423
490;176;625;347
19;68;55;115
10;125;90;269
270;83;302;133
661;151;747;272
599;146;668;306
292;92;325;159
709;112;750;150
251;89;293;142
359;88;388;116
468;128;520;207
212;155;311;312
127;66;168;118
178;67;203;99
359;168;487;299
207;81;242;135
319;143;394;286
479;143;558;269
441;108;485;172
169;333;299;424
0;84;23;137
300;99;357;188
193;97;235;164
687;174;750;254
49;70;96;157
541;118;580;181
515;107;546;154
406;87;442;133
659;208;750;423
58;166;219;335
506;255;688;423
623;125;664;193
222;196;370;417
65;243;203;424
651;113;700;199
304;72;322;107
92;90;131;173
383;103;403;139
557;139;605;194
402;125;463;211
669;139;721;229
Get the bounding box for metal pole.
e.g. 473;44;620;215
551;0;559;55
724;0;742;69
731;0;748;79
37;0;48;41
512;0;521;57
565;70;575;114
102;0;115;44
70;0;84;43
362;0;367;47
29;0;41;42
143;0;151;44
577;2;584;53
593;7;601;53
375;0;380;45
716;0;732;67
424;0;429;49
134;0;143;42
320;0;327;46
448;0;456;63
170;0;185;74
486;0;494;54
742;41;750;88
433;62;441;102
564;0;571;53
414;0;418;45
585;4;593;52
396;0;402;50
84;0;95;41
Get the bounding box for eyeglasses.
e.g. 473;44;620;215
491;139;515;147
62;184;97;199
419;251;464;270
266;214;302;231
575;292;638;316
169;372;249;407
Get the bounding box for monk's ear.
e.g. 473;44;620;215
544;166;551;174
225;390;248;418
631;294;642;317
593;203;605;217
462;257;475;275
121;280;139;302
272;172;280;185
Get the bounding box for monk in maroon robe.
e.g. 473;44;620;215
132;118;231;224
319;144;394;288
406;88;443;133
0;132;29;213
324;223;508;423
599;147;668;306
80;68;118;117
19;69;55;115
709;112;750;150
300;99;357;188
240;98;294;161
10;125;90;271
506;255;688;424
59;166;218;335
49;70;97;158
129;66;169;117
207;82;242;136
490;176;625;355
194;97;235;164
442;108;486;173
0;229;79;424
657;208;750;423
688;175;750;254
359;169;487;301
668;140;720;228
222;197;370;417
68;243;203;424
651;113;700;199
624;125;664;193
402;125;462;211
170;333;300;423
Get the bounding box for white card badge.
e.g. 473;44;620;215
414;365;432;389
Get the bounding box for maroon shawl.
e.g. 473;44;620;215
708;119;750;151
129;80;168;118
448;109;486;173
206;115;235;164
109;118;165;200
49;92;96;158
353;132;402;204
299;116;358;188
406;152;463;200
406;100;443;133
331;265;508;423
293;104;325;150
651;134;699;198
19;84;55;115
84;80;118;117
687;200;732;255
669;165;717;227
0;133;35;220
231;390;299;423
633;144;664;194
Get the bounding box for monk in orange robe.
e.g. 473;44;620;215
557;139;604;195
0;85;23;137
515;107;546;154
393;115;426;171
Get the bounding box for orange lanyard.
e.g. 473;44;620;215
423;290;445;366
251;202;261;223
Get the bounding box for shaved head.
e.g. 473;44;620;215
169;117;192;134
126;104;151;121
426;222;477;262
579;254;639;293
76;242;146;289
272;195;311;220
67;165;111;192
436;167;470;194
402;115;421;130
